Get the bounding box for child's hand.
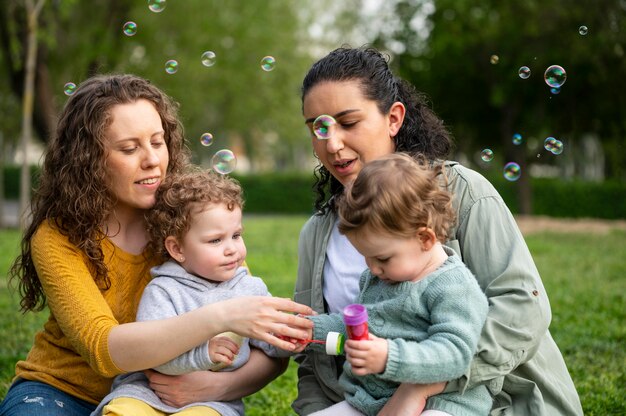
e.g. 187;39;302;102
344;333;388;376
208;335;241;366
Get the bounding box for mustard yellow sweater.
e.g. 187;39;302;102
15;221;158;404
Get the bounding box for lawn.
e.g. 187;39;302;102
0;215;624;415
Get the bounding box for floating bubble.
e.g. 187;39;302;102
503;162;521;181
551;140;564;155
550;87;561;95
544;137;558;152
165;59;178;74
212;149;237;174
201;51;217;67
260;56;276;71
490;55;499;65
544;65;567;88
312;115;337;140
512;133;523;145
579;25;588;35
518;66;531;79
148;0;166;13
200;133;214;147
63;82;77;96
480;149;494;162
123;21;137;36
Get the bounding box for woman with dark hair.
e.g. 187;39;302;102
0;74;313;416
293;46;582;416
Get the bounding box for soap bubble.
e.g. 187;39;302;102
201;51;217;67
211;149;237;174
544;65;567;88
512;133;523;145
200;133;214;147
579;25;588;35
503;162;521;181
123;21;137;36
165;59;178;74
260;56;276;71
551;140;564;155
544;137;558;152
480;149;494;162
148;0;166;13
63;82;77;96
518;66;531;79
550;87;561;95
490;55;499;65
312;115;336;140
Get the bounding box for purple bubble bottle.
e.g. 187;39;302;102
343;303;369;341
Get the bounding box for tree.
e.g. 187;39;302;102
371;0;626;213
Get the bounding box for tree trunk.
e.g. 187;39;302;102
19;0;45;230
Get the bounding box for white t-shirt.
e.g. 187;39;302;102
322;220;367;314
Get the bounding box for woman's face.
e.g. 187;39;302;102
104;99;169;216
303;80;404;186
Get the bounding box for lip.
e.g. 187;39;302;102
135;176;161;186
332;159;356;175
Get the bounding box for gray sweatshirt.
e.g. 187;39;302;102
92;262;285;416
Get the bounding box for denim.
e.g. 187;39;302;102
0;379;97;416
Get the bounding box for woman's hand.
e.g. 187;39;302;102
145;370;222;408
214;296;314;350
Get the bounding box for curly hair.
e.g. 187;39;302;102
301;46;455;214
337;153;456;243
10;74;190;312
146;168;244;262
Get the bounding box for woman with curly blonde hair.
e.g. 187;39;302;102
1;74;312;416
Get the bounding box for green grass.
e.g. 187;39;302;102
1;217;625;415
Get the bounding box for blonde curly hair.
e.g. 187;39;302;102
146;168;244;261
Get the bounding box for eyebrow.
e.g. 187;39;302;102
305;109;360;124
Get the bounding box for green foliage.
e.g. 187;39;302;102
234;173;316;215
377;0;626;180
1;219;625;414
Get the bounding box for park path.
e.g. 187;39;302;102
1;200;625;234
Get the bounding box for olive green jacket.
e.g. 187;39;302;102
292;162;583;416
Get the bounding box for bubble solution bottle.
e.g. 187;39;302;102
325;303;369;355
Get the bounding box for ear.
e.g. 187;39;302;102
388;101;406;138
164;236;184;260
416;227;437;251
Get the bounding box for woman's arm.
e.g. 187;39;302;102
109;296;313;371
145;348;288;408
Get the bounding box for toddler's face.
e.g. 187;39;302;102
347;227;433;284
177;203;246;282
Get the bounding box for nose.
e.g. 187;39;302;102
324;132;344;154
142;146;161;169
223;239;236;255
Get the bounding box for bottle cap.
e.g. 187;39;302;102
325;332;345;355
343;303;368;326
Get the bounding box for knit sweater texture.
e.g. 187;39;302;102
14;221;156;404
309;250;491;416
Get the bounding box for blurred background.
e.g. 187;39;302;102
1;0;625;222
